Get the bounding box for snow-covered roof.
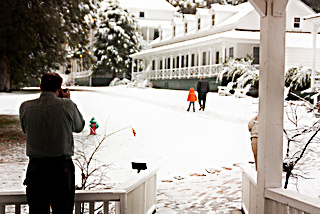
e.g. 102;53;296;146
137;19;172;28
172;17;183;25
210;3;241;12
131;30;260;57
213;2;254;28
183;14;196;22
196;8;210;16
132;31;320;58
118;0;176;11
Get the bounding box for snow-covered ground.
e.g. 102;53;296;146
0;86;319;212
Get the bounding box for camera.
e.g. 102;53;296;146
58;88;69;98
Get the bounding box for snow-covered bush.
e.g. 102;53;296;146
109;78;132;86
217;57;259;87
109;77;120;86
285;66;313;91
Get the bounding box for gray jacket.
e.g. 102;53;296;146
20;92;85;157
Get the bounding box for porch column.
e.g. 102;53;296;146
137;59;140;74
311;24;320;90
249;0;288;212
188;52;191;78
209;48;213;77
198;50;201;78
162;56;165;80
147;26;150;43
131;58;135;81
170;55;173;79
155;57;158;80
179;53;182;79
221;42;226;63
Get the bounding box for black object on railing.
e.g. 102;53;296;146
132;162;147;173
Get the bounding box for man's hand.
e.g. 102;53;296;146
60;88;70;98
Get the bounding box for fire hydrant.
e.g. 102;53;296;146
89;117;99;135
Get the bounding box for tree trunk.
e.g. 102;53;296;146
0;56;11;92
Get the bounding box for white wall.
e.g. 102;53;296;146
236;43;259;58
285;47;320;71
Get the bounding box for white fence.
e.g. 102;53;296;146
132;64;223;80
0;167;158;214
241;164;320;214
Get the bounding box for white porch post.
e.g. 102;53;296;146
221;42;226;63
179;53;182;79
137;59;140;74
311;24;320;90
170;55;173;79
249;0;288;213
162;56;165;80
198;50;201;78
131;58;135;81
155;58;158;80
209;48;213;77
147;27;150;43
188;52;191;78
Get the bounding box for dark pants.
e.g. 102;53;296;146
198;93;207;110
187;102;195;111
24;157;75;214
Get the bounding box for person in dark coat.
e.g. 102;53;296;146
197;76;210;111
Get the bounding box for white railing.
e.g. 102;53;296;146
0;167;158;214
241;164;320;214
132;64;223;80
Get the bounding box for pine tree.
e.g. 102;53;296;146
0;0;99;91
94;0;142;79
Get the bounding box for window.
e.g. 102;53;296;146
212;14;215;26
160;60;163;69
173;58;175;68
185;23;188;33
167;58;170;69
173;26;176;37
215;52;219;64
154;29;159;40
152;60;155;70
186;55;189;67
139;12;145;18
229;47;234;58
253;47;259;64
198;18;201;30
202;52;207;65
294;17;301;28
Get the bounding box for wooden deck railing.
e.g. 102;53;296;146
240;164;320;214
0;167;158;214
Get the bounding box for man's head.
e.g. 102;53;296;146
200;75;205;80
40;73;63;93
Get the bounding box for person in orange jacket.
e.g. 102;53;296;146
187;87;197;112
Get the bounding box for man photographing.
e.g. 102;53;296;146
19;72;85;214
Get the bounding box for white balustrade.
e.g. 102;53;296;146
133;64;223;80
241;164;320;214
0;167;158;214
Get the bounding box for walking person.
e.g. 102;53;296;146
20;72;85;214
197;76;210;111
248;114;258;170
187;87;197;112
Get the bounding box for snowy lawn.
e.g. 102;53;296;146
0;86;319;212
